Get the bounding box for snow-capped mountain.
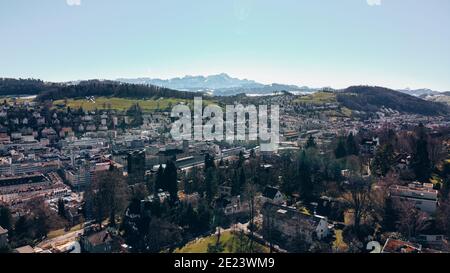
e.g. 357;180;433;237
117;73;318;96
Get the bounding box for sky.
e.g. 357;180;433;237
0;0;449;91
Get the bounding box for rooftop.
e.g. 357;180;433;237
14;245;35;253
262;186;280;199
382;238;422;253
0;225;8;235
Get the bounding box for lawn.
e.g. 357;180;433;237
294;92;337;105
174;230;269;253
53;97;216;112
47;223;84;239
332;230;348;252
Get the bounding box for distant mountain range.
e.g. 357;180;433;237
118;73;450;98
396;88;442;97
117;73;320;96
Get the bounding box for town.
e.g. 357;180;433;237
0;86;449;254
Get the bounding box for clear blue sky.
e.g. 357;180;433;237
1;0;449;90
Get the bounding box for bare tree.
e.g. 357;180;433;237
396;200;430;240
343;176;373;234
436;194;450;238
244;182;258;252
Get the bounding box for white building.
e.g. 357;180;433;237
389;182;438;214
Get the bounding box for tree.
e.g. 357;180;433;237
397;200;430;240
90;166;129;226
441;162;450;200
346;133;359;156
25;197;61;240
163;160;179;204
154;164;165;192
237;151;245;167
204;153;216;170
298;150;314;201
335;138;347;159
437;194;450;238
57;198;66;219
144;217;182;252
343;176;372;234
128;183;149;215
0;205;12;231
126;103;144;127
205;168;218;202
371;144;395;176
243;182;258;252
305;135;317;149
411;124;431;182
382;197;398;232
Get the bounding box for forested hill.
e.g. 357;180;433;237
0;78;51;96
0;78;200;100
36;80;200;101
336;86;449;116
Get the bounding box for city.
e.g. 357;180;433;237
1;0;450;270
0;80;449;254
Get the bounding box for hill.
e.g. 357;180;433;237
336;86;449;116
36;80;200;101
0;78;203;101
0;78;55;96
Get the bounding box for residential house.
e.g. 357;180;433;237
262;203;330;247
216;195;250;216
80;230;119;253
260;186;285;205
14;245;35;253
382;238;422;253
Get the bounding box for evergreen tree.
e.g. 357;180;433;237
57;198;66;219
205;168;218;202
334;138;347;159
411;125;431;182
163;160;179;204
0;205;12;231
238;151;245;167
346;133;359;156
204;154;216;170
155;164;164;191
382;197;398;232
231;169;240;196
298;150;314;201
305;135;317;149
371;144;395;176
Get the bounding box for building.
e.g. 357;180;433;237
14;245;35;253
65;163;92;191
389;182;438;214
260;186;285;205
262;203;330;246
216;195;250;216
127;150;146;184
360;137;379;155
80;230;118;253
382;238;422;253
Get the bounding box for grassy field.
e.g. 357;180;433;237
53;97;216;112
47;223;84;239
332;230;348;252
294;92;337;105
0;96;36;104
174;230;269;253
